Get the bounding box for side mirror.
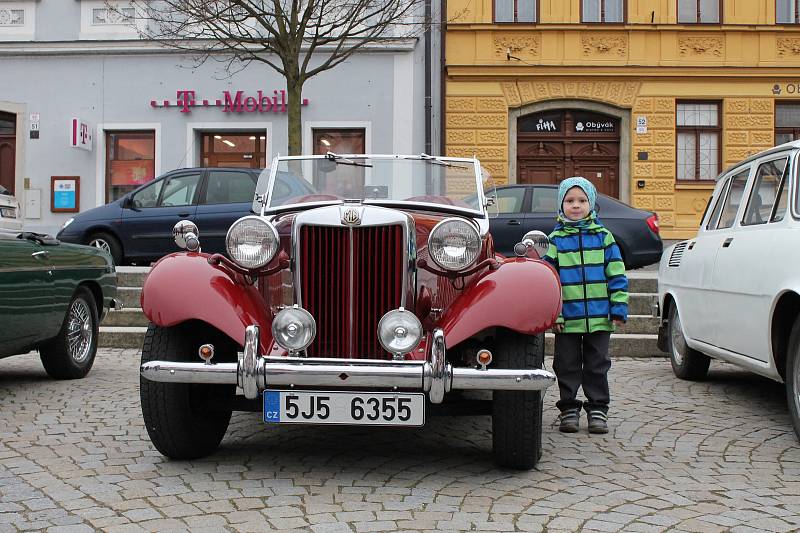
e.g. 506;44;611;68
513;230;549;259
121;196;133;209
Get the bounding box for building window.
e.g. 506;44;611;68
80;0;143;40
312;129;366;195
676;102;720;181
775;103;800;144
495;0;536;22
677;0;720;23
582;0;624;23
0;1;36;40
778;0;800;23
106;131;155;202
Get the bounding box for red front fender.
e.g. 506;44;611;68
141;253;272;353
437;258;561;348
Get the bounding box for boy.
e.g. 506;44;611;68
543;177;628;435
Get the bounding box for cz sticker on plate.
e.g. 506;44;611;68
263;390;425;427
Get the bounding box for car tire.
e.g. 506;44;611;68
492;329;544;470
140;323;235;459
667;304;710;380
39;286;99;380
785;316;800;440
87;232;123;265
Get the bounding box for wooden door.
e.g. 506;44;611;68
516;109;620;198
0;139;15;194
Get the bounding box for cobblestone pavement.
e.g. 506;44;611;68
1;349;799;533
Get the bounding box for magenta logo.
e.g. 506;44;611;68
151;89;309;113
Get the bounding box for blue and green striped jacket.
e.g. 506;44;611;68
543;215;629;333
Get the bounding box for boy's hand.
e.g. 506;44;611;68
553;324;564;333
612;318;625;327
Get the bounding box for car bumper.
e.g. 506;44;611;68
140;326;556;404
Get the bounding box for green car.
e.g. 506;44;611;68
0;231;119;378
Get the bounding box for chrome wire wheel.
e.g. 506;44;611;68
89;238;111;254
66;298;93;363
670;308;687;366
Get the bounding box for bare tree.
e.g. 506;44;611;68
127;0;427;155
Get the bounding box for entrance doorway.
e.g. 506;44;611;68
0;112;16;194
201;132;266;168
517;109;620;198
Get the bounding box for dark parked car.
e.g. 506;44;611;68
489;184;663;269
57;167;314;265
0;231;118;378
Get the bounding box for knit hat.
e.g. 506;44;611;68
557;176;597;214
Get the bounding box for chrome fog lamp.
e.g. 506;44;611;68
272;306;316;352
514;230;550;258
378;308;423;355
226;216;279;269
173;220;200;252
427;218;481;271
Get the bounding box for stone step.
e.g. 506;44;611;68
116;286;659;316
99;326;664;357
102;308;149;327
103;308;661;334
116;268;659;293
116;266;150;287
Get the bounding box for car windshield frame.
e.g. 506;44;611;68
253;154;491;218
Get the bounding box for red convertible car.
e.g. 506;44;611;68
138;154;560;469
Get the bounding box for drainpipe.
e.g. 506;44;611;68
424;0;432;155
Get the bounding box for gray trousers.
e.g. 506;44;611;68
553;331;611;414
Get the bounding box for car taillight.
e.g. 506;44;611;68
646;213;659;234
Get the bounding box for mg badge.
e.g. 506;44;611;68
342;207;361;226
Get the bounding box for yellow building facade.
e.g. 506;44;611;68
445;0;800;238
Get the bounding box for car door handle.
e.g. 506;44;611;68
177;213;191;218
722;237;733;248
507;220;521;226
31;250;49;260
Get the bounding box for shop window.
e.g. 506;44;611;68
582;0;624;23
677;0;720;23
778;0;800;23
312;128;366;196
676;102;720;181
775;103;800;144
494;0;536;22
106;131;155;202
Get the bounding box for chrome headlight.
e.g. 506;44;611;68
225;216;279;269
378;308;422;355
272;306;316;352
427;217;481;271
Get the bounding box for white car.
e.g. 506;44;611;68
658;140;800;439
0;186;22;234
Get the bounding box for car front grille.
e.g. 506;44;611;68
299;224;404;359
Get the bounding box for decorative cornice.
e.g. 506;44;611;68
581;34;627;57
493;34;539;57
777;37;800;57
678;36;723;57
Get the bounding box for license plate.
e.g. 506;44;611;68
263;390;425;427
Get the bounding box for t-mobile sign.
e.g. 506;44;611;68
150;89;309;114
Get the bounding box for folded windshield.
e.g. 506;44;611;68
253;156;490;215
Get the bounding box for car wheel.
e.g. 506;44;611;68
140;323;235;459
39;286;99;379
667;304;710;380
492;329;544;470
87;232;123;265
785;317;800;440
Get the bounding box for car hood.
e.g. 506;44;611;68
68;198;125;222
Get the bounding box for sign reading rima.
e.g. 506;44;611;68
150;90;310;114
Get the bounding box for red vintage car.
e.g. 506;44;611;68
138;154;560;469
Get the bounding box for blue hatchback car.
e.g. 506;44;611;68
57;167;313;265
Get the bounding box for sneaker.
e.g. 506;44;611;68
558;408;580;433
587;411;609;434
